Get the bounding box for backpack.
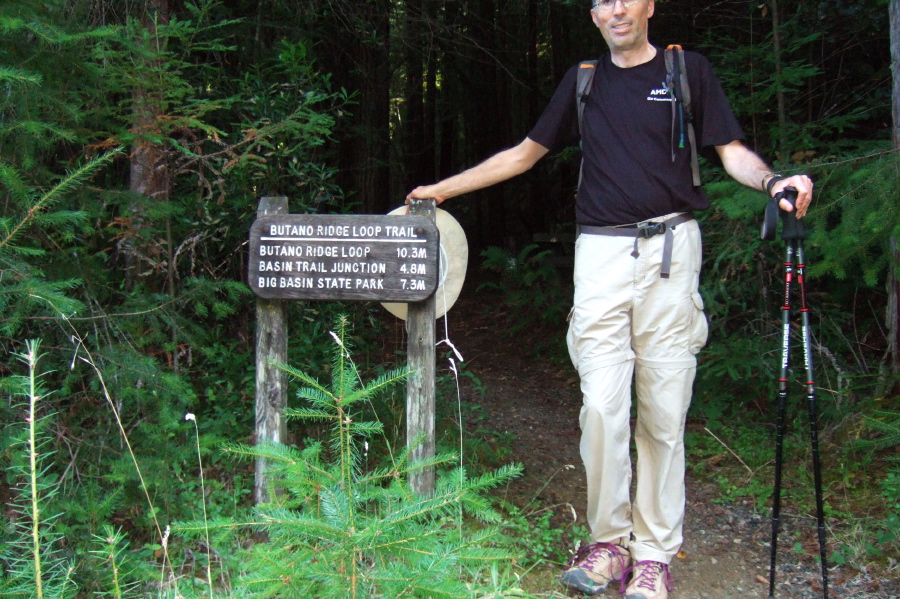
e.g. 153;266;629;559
575;45;701;191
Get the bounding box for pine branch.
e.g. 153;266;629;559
0;65;41;85
0;148;122;251
341;367;410;407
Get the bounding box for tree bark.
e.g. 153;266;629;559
770;0;788;160
469;0;506;249
127;0;178;367
403;0;428;190
888;0;900;376
892;1;899;152
127;0;170;278
341;1;392;215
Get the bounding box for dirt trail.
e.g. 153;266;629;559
433;277;898;599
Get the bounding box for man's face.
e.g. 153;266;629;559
591;0;654;55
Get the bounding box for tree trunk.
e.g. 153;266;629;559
126;0;170;282
403;0;427;189
892;1;899;152
470;0;505;249
127;0;176;364
770;0;788;160
347;1;391;215
888;0;900;376
437;0;460;181
424;38;437;185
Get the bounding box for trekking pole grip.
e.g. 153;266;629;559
777;187;805;241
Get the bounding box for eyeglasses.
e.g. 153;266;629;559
592;0;641;12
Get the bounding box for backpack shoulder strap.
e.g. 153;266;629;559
576;60;598;194
665;45;701;187
576;60;598;141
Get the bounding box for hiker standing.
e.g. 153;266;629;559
407;1;813;597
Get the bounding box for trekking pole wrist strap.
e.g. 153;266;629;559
764;173;785;197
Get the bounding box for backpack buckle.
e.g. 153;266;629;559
637;221;666;239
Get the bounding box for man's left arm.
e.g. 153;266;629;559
715;140;813;218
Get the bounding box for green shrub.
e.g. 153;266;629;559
179;316;523;598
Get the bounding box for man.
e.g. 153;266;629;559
407;0;813;597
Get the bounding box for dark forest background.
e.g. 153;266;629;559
1;0;899;596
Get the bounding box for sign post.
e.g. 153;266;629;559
405;199;437;496
248;201;441;498
254;196;288;505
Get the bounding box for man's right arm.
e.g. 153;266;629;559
406;137;549;204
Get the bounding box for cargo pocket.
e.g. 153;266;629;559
689;292;708;355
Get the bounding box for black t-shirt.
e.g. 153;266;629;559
528;48;744;226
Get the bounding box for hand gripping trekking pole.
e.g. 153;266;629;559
761;187;829;599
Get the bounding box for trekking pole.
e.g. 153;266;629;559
760;187;829;599
795;228;830;599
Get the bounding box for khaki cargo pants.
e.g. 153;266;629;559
566;215;708;564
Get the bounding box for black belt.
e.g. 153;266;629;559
577;213;695;279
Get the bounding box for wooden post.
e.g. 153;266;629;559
406;198;437;496
254;196;289;504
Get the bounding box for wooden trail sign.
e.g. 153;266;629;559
249;214;440;302
251;199;441;500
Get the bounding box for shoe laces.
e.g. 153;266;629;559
622;560;673;594
567;542;628;579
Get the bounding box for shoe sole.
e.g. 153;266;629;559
560;569;612;595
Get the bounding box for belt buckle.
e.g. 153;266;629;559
637;221;666;239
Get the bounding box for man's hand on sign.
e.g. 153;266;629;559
406;186;445;206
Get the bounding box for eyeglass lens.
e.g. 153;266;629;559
593;0;640;11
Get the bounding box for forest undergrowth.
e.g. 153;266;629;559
3;255;899;597
2;0;900;596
